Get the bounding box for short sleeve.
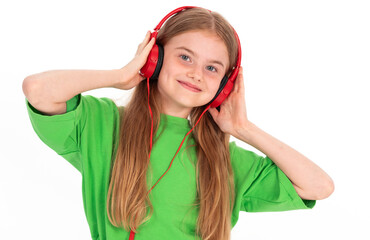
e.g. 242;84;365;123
230;141;316;214
26;94;84;172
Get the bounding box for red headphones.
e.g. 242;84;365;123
139;6;242;108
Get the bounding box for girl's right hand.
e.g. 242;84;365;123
114;31;156;90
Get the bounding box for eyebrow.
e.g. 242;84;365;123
175;46;225;68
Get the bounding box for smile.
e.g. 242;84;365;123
177;80;202;92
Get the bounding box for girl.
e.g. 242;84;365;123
23;6;334;240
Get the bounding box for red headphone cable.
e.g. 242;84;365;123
128;77;210;239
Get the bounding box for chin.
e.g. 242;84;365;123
177;96;211;108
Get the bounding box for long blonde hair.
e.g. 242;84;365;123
107;8;238;240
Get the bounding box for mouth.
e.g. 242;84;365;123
177;80;202;92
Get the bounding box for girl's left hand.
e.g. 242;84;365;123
208;66;250;138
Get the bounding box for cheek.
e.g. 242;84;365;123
207;78;223;96
159;58;181;80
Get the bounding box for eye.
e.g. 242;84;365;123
180;54;190;62
206;65;217;72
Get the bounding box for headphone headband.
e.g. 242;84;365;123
153;6;241;64
154;6;196;31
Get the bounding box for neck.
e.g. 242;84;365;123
158;94;193;119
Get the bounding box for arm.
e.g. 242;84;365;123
208;67;334;200
22;32;155;116
235;122;334;200
22;69;123;115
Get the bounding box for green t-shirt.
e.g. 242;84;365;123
25;94;315;240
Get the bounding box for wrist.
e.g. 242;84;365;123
235;121;258;144
112;68;126;88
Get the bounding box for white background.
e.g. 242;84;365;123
1;0;369;239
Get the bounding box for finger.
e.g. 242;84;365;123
141;37;156;57
234;67;244;94
143;31;151;42
136;31;152;54
236;66;244;94
135;37;156;69
233;76;239;93
232;72;240;93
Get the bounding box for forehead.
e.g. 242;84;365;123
165;30;229;66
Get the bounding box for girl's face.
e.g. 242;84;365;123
157;30;229;118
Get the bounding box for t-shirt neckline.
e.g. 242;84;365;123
159;113;191;130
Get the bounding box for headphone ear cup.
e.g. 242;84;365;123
140;43;164;79
209;66;240;108
150;44;164;80
208;75;229;106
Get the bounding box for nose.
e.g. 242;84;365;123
186;65;203;82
